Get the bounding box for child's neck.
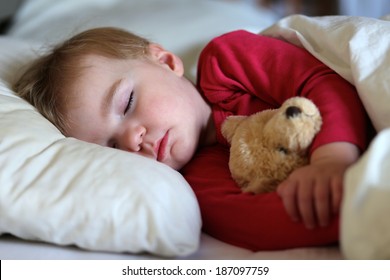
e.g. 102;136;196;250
199;107;217;147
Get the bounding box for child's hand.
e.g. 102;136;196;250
276;142;359;229
277;161;344;229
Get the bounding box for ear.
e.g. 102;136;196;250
221;115;246;143
148;43;184;77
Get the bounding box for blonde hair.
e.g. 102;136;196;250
13;27;151;134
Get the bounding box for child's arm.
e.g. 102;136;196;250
277;142;360;229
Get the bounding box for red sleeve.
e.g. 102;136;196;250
197;30;371;152
181;145;339;251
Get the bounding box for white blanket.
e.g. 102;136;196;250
262;15;390;259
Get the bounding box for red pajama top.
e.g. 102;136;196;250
181;30;372;251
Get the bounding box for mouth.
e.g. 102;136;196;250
155;131;169;162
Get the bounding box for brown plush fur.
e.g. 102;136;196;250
221;97;322;193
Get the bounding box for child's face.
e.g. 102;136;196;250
65;45;214;170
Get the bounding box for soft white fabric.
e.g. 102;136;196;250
0;0;276;257
262;14;390;132
0;234;342;260
262;15;390;259
343;129;390;259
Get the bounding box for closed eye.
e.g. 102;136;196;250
124;91;134;114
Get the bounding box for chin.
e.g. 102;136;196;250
165;158;188;171
160;159;180;171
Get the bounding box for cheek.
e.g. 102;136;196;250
146;97;176;120
169;138;198;170
132;100;167;129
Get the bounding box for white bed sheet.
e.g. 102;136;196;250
0;234;341;260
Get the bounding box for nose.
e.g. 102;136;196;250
118;125;146;152
285;106;302;118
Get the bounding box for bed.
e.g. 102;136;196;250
1;0;389;260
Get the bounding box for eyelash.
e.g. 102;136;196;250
112;91;133;148
124;91;134;114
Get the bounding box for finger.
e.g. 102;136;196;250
331;176;343;214
277;180;300;222
297;180;316;229
313;178;331;227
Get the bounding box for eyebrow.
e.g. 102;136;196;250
102;78;124;116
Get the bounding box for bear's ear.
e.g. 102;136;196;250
221;115;246;143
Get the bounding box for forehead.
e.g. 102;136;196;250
76;54;156;79
63;55;120;132
68;55;130;96
80;54;127;72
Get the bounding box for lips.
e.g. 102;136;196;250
156;131;169;162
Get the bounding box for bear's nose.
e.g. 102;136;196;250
285;106;302;118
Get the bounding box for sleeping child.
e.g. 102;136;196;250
14;27;372;251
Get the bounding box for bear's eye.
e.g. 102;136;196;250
277;146;289;155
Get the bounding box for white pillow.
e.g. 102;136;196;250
0;36;201;257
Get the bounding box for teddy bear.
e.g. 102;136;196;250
221;97;322;194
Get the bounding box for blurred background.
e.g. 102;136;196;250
1;0;390;33
2;0;390;20
243;0;390;18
